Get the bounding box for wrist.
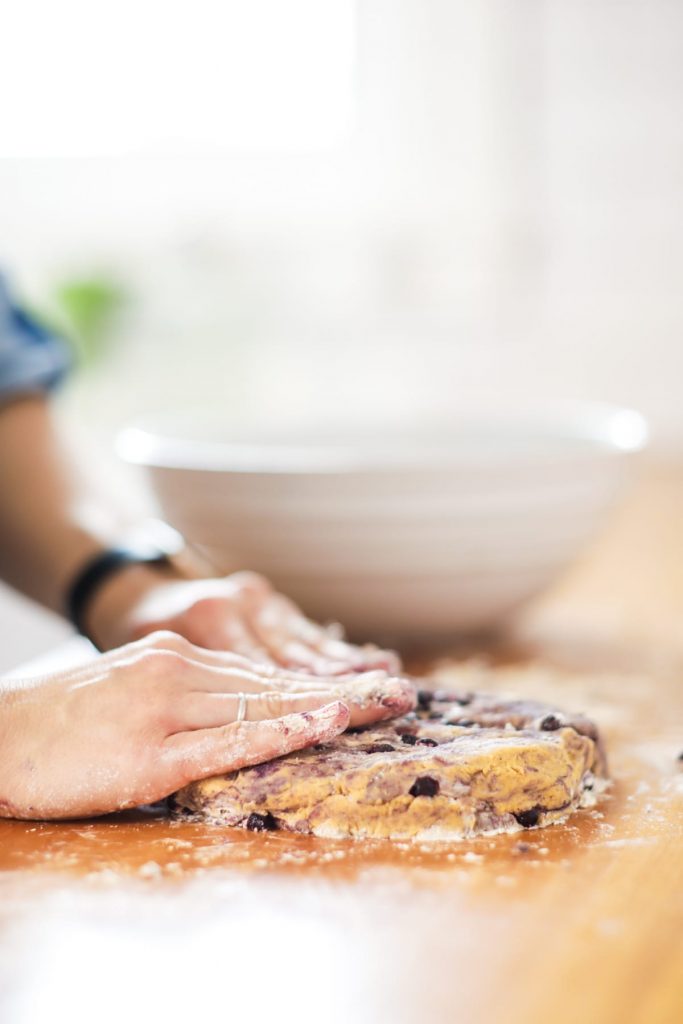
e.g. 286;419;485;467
66;521;195;650
83;560;182;651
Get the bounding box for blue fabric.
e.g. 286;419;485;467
0;276;70;401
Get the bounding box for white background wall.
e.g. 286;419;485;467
1;0;682;670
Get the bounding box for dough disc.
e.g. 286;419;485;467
174;690;608;841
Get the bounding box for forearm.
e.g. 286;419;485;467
0;395;176;621
0;396;104;609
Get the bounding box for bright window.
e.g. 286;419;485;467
1;0;356;156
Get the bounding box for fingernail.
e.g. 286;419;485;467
313;699;347;719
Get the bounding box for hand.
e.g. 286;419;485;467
88;569;401;676
0;631;414;820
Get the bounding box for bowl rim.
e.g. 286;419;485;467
116;401;649;474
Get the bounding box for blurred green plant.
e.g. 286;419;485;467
52;276;128;368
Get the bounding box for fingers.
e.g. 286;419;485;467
196;606;275;665
178;657;340;694
265;637;352;676
174;674;414;730
180;664;414;729
239;586;402;676
332;674;417;725
134;634;391;699
150;586;276;664
182;646;401;695
306;619;403;674
170;636;415;724
63;632;411;735
173;689;341;730
133;630;364;686
242;591;360;675
164;700;350;782
196;574;277;666
304;630;402;675
120;631;413;727
113;633;279;692
247;599;350;674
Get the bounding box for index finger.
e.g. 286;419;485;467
163;700;350;785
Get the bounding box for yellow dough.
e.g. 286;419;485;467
174;691;608;841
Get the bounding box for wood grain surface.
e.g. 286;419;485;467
1;462;681;1024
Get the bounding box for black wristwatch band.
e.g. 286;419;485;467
67;546;170;643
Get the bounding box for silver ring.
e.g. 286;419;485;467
236;692;248;723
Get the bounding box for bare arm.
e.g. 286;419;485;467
0;394;159;612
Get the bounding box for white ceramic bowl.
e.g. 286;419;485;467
118;404;647;641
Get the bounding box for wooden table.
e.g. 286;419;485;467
1;463;682;1024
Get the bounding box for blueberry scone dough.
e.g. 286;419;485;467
174;689;609;841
